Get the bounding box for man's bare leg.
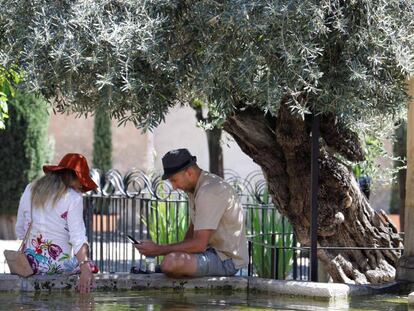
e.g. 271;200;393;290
160;252;198;277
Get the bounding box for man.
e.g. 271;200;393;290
135;148;248;277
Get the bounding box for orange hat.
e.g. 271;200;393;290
43;153;98;192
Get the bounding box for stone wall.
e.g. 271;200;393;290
48;113;150;173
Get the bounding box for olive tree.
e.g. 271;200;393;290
1;0;414;283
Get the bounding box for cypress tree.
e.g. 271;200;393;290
0;91;51;215
93;107;112;172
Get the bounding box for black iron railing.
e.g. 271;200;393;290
83;169;403;281
83;169;307;279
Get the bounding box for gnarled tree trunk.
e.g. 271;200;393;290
223;103;402;284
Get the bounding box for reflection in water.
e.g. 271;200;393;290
0;290;410;310
17;291;96;311
159;303;196;311
76;293;96;311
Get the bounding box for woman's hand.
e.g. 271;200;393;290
77;264;94;294
75;244;94;294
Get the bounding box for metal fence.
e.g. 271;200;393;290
84;169;310;280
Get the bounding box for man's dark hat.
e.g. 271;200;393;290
162;148;197;180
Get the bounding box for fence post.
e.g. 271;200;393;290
271;233;276;278
310;113;320;282
248;240;253;276
292;235;297;280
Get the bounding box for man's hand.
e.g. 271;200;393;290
134;229;213;256
135;240;161;257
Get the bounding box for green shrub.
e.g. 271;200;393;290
246;190;293;279
0;67;21;129
0;91;52;215
144;198;188;263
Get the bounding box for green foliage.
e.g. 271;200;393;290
0;92;8;129
189;97;226;131
149;200;188;244
144;199;189;262
1;1;413;134
245;190;293;279
0;67;21;129
348;133;405;190
93;108;112;172
2;0;414;226
0;0;177;130
0;91;52;214
352;136;386;180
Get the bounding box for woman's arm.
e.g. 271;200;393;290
67;193;93;294
67;194;89;255
75;243;93;294
15;185;31;239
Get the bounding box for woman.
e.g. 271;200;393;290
15;153;98;293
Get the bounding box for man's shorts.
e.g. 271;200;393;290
193;248;238;277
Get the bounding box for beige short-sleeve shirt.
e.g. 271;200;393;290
188;171;248;269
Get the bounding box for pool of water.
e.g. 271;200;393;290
0;290;409;310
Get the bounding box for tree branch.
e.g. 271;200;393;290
223;107;289;210
319;114;365;162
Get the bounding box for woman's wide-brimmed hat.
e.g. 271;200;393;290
43;153;98;192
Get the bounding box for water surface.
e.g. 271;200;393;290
0;290;408;310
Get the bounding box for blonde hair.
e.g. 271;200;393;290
31;170;78;208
